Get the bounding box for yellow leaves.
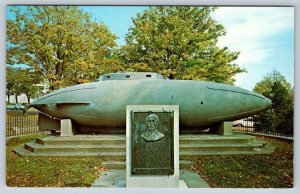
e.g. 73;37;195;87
123;7;243;81
158;69;177;78
56;180;65;187
140;23;150;31
7;6;120;90
164;31;174;41
126;63;152;72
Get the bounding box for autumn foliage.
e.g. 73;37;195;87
7;6;245;94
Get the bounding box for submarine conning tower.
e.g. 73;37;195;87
97;72;166;81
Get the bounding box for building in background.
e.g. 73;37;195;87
6;84;48;104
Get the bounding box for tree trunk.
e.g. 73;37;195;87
26;93;31;104
48;78;55;91
7;94;10;104
15;94;18;104
169;73;174;79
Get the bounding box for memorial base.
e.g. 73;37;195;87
126;105;179;188
219;121;233;136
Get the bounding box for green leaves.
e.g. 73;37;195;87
254;71;292;98
121;6;245;83
7;6;247;92
253;71;293;135
6;66;42;103
7;6;121;90
253;70;293;115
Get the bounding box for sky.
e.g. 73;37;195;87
6;6;294;91
211;7;294;90
80;6;294;90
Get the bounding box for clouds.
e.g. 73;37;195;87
211;7;294;90
213;7;293;46
81;6;294;90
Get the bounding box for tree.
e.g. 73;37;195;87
6;67;15;104
121;6;245;83
253;71;294;135
254;71;292;98
6;66;23;104
6;67;23;104
7;6;122;91
6;66;42;104
18;68;43;104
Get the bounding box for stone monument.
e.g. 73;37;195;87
126;105;180;187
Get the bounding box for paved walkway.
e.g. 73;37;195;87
91;170;210;188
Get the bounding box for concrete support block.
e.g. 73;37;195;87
60;119;74;137
219;121;233;136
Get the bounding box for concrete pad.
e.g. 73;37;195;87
180;170;210;188
179;180;188;188
91;170;210;188
92;170;125;188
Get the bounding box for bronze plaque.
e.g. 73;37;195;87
131;111;174;175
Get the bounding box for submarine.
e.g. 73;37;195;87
28;72;272;133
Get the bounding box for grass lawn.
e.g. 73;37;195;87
192;136;293;188
6;133;104;187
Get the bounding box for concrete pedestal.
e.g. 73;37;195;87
60;119;74;137
219;121;233;136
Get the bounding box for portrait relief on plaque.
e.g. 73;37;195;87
131;110;174;175
141;114;165;142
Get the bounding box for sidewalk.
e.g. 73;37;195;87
92;169;210;188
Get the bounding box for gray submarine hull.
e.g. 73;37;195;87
29;72;271;133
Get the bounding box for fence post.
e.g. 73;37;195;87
6;114;40;137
